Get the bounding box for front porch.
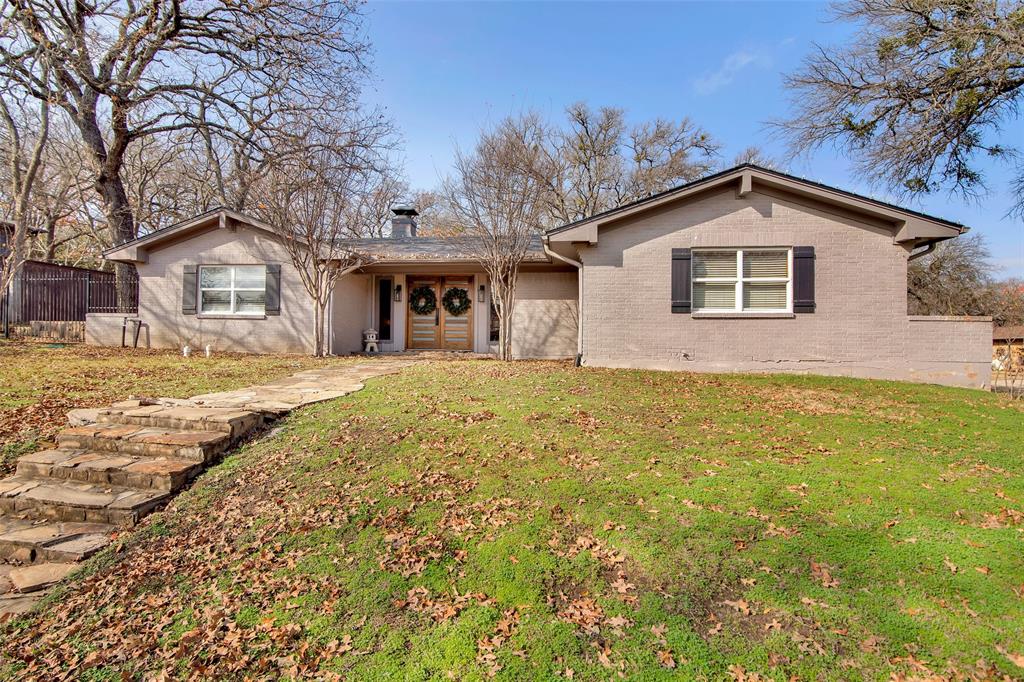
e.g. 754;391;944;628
329;265;495;356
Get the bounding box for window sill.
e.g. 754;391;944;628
691;312;795;319
197;314;267;320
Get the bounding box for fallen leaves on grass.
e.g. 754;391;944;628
810;559;839;588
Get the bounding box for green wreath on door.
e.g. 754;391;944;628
442;287;471;316
410;286;437;315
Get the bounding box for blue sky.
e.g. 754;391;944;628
360;1;1023;277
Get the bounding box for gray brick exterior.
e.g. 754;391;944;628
573;187;991;388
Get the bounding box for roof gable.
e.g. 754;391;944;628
545;165;966;248
104;208;282;264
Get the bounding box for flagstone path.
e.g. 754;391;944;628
0;358;415;619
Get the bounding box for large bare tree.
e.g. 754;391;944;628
778;0;1024;216
0;0;371;304
444;116;548;361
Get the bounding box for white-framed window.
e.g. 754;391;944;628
692;249;791;312
199;265;267;315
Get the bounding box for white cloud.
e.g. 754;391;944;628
692;50;771;95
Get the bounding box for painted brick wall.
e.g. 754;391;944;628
133;226;315;354
511;271;578;359
577;187;990;388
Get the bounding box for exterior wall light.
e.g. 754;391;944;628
478;284;486;303
394;284;402;302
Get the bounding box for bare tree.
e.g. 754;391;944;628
535;103;719;225
0;0;371;305
444;116;548;361
254;117;395;356
908;232;1024;324
0;73;48;296
731;145;780;170
778;0;1024;216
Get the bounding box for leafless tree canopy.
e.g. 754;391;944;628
777;0;1024;216
0;0;373;302
909;233;1024;324
534;103;720;226
444;116;548;361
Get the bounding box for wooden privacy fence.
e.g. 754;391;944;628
2;260;138;342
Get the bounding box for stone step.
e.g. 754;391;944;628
16;449;202;492
56;424;231;463
0;517;114;564
0;477;170;526
95;404;263;439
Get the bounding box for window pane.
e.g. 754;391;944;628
201;289;231;313
743;251;788;279
743;282;788;310
200;266;231;289
693;282;736;309
693;251;737;278
234;290;266;314
234;266;266;289
378;278;392;341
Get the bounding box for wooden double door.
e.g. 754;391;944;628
407;275;474;350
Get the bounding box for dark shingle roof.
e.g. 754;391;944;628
337;235;548;262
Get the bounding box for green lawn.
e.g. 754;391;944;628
2;360;1023;680
0;341;341;476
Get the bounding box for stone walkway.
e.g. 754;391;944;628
0;358;414;619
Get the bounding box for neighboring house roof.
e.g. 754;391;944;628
545;164;967;248
993;326;1024;342
336;235;547;262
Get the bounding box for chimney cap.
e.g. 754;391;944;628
391;204;419;217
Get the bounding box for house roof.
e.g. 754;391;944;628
993;326;1024;342
103;207;552;265
335;235;548;262
545;164;967;247
105;164;968;266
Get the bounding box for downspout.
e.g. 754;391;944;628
908;241;937;261
543;237;584;366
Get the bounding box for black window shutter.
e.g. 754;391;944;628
182;265;198;315
671;248;692;313
265;264;281;316
793;246;815;313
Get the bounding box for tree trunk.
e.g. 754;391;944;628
78;109;139;310
313;300;326;357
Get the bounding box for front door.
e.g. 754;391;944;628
407;276;441;349
440;275;473;350
406;275;474;350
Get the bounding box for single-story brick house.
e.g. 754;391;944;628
91;165;992;388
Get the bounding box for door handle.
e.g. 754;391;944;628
435;306;439;325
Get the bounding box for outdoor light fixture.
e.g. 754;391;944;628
394;284;402;302
478;284;486;303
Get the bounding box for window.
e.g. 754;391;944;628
199;265;266;315
692;249;791;312
377;277;393;342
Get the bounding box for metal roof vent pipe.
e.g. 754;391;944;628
390;204;418;238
